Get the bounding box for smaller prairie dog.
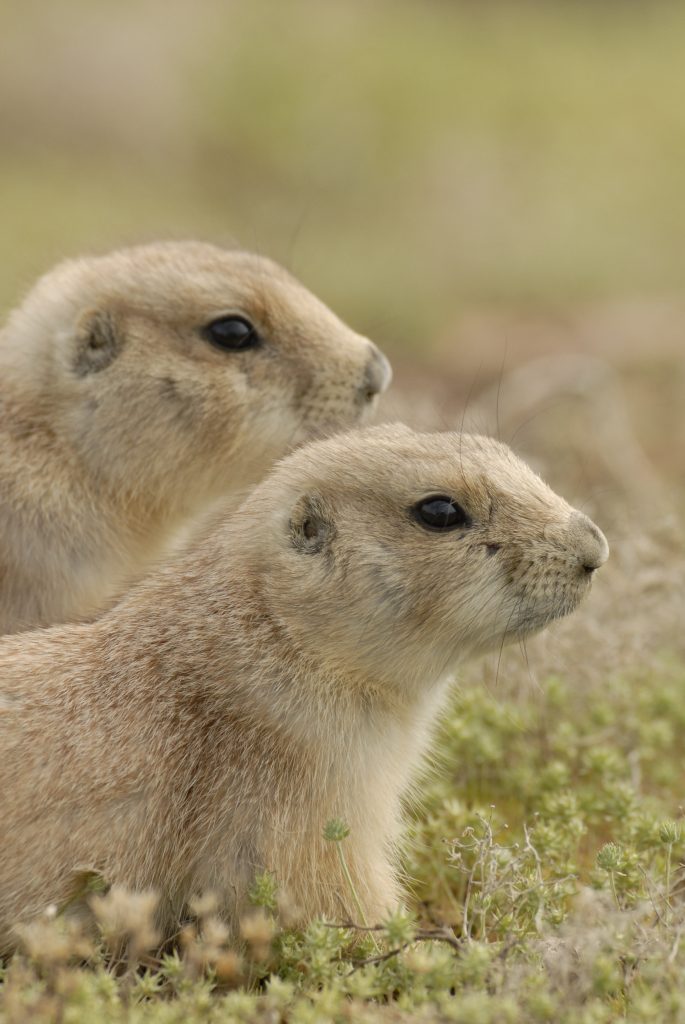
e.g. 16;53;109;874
0;424;608;951
0;242;391;634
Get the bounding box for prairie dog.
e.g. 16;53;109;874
0;241;391;634
0;425;608;949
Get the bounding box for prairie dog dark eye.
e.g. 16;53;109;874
204;316;259;351
413;495;472;531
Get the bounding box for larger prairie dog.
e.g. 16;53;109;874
0;424;608;951
0;242;391;634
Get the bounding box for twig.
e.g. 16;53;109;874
324;920;463;960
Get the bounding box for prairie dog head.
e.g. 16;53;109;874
243;425;608;692
1;242;391;509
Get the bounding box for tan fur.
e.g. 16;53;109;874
0;425;608;951
0;241;390;634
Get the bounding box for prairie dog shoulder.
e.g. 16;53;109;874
0;241;391;633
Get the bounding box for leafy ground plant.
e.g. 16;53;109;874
3;654;685;1024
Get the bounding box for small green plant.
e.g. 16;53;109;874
323;818;380;952
4;661;685;1022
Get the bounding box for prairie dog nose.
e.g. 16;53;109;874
361;343;393;402
570;512;609;573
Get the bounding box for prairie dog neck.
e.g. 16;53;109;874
106;540;449;849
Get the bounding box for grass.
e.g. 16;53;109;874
4;657;685;1022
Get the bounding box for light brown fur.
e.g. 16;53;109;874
0;241;390;634
0;425;608;951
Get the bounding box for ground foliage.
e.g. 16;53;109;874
3;646;685;1022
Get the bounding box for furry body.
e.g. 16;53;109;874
0;426;608;950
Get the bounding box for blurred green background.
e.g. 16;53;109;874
2;0;685;352
2;0;685;488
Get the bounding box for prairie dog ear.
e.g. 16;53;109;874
289;493;335;554
73;309;124;376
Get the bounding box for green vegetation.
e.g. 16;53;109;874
4;660;685;1023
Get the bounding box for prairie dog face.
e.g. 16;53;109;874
2;242;391;506
255;425;608;689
